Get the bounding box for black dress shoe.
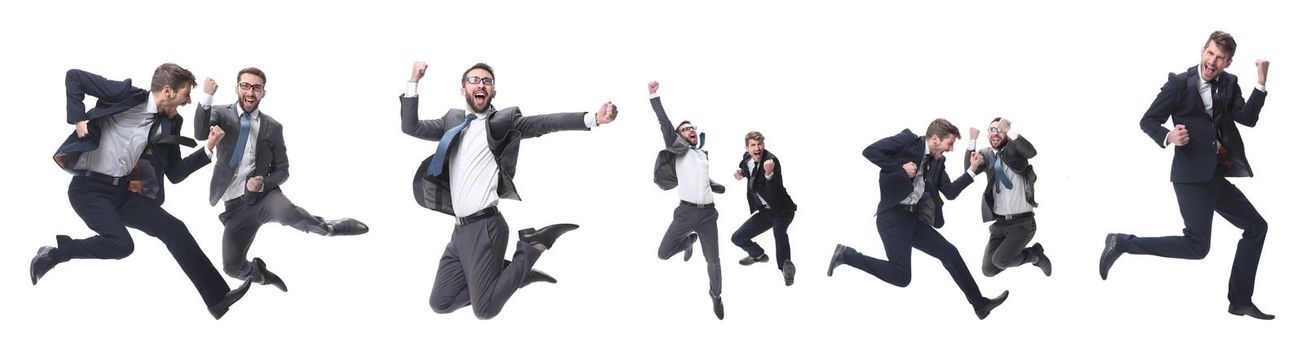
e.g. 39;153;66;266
522;269;558;288
739;253;769;266
782;260;796;286
518;223;579;250
975;290;1010;320
251;257;288;292
30;246;59;285
683;233;697;262
208;279;253;320
1099;233;1125;280
827;244;851;277
711;296;724;320
1229;303;1276;320
326;218;369;236
1030;243;1052;277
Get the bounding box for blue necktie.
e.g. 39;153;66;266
426;114;479;177
695;132;707;150
228;113;251;168
993;153;1014;191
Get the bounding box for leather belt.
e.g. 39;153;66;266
76;170;127;186
996;212;1035;222
680;200;714;208
896;204;917;213
456;206;500;226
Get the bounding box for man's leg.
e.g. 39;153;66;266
914;225;985;308
1213;179;1269;307
839;209;915;287
429;239;469;314
118;195;230;309
658;206;698;261
730;211;773;261
464;214;542;320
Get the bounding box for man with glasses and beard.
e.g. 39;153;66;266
401;62;617;319
963;118;1051;278
193;67;370;294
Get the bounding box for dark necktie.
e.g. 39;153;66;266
751;161;765;200
993;152;1014;192
695;132;707;150
427;114;479;176
229;113;251;167
1209;80;1224;143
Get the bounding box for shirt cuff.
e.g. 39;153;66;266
967;139;977;151
200;93;214;108
966;169;977;178
404;82;419;97
1007;130;1020;140
649;93;659;99
1256;84;1266;92
584;112;598;128
764;172;774;180
203;145;214;159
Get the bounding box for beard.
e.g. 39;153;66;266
465;93;493;113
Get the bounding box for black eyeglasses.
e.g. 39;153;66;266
988;127;1003;133
464;76;494;86
237;82;265;93
678;126;697;132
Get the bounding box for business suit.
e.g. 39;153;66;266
1107;65;1269;310
402;94;590;319
38;69;247;318
963;134;1047;277
193;103;357;287
730;150;797;273
831;129;1007;318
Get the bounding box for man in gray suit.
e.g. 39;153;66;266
193;67;369;292
402;62;617;319
963;118;1051;278
648;81;727;320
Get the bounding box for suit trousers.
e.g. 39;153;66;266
842;206;985;308
428;211;542;319
217;188;328;280
730;208;794;269
57;176;231;308
658;204;722;298
1117;177;1268;306
982;215;1037;277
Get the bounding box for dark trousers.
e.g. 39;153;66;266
842;206;985;308
982;215;1037;277
55;176;230;308
1117;177;1268;306
730;208;794;269
428;211;542;320
658;205;722;298
217;189;328;280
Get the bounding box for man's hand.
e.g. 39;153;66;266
969;151;983;173
246;176;264;192
203;77;218;96
206;126;226;152
763;159;775;176
1256;59;1270;87
596;102;618;125
997;119;1011;132
1166;124;1189;146
734;169;745;181
648;81;659;96
968;127;980;140
75;120;89;138
410;61;428;83
903;162;918;179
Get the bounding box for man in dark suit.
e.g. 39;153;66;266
1099;31;1274;320
402;62;617;320
193;67;369;293
963;118;1051;277
31;64;251;319
649;81;727;320
827;118;1010;320
730;131;798;286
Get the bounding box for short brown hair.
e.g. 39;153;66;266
1204;31;1237;59
744;131;765;144
925;118;960;140
150;63;196;92
237;67;267;85
462;63;495;85
677;120;693;131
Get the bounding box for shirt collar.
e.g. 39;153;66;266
145;93;158;115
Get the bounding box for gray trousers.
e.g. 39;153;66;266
981;215;1037;277
218;189;328;281
658;205;722;298
429;212;542;319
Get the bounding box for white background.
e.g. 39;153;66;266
1;0;1300;348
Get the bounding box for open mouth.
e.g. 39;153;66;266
473;91;487;105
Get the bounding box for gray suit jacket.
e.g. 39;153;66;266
194;103;289;206
650;96;723;193
400;95;590;216
964;135;1038;223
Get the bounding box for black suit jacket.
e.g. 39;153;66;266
193;104;289;206
737;150;796;212
400;95;591;216
52;69;207;205
1140;65;1266;183
863;129;973;228
964;135;1038;223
